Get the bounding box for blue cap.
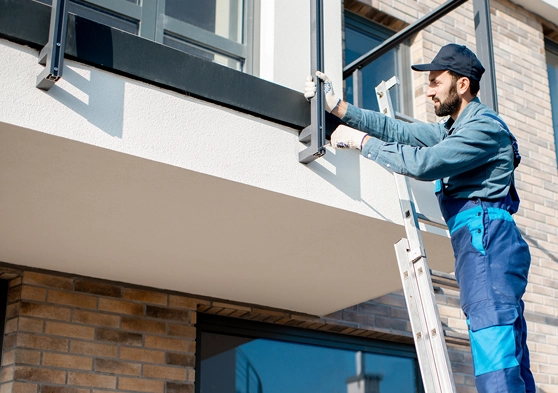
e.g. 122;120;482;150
411;44;485;81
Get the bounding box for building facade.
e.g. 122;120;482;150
0;0;557;392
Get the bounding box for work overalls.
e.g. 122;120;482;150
435;116;536;393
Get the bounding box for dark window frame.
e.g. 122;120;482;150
546;38;558;167
35;0;258;73
196;313;424;393
344;11;413;116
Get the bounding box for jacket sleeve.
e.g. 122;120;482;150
361;117;503;181
341;103;447;147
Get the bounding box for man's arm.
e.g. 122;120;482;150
360;117;501;181
306;73;445;147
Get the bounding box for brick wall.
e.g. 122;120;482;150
1;265;469;393
0;270;199;393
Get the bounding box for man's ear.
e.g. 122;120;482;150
458;77;470;95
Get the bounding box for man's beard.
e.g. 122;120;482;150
434;82;461;117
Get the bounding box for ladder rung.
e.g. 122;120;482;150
416;213;447;230
443;330;469;346
430;269;459;289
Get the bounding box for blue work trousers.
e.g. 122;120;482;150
437;192;536;393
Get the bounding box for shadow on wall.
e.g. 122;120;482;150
306;141;393;223
49;18;124;138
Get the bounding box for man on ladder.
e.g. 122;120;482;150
305;44;535;393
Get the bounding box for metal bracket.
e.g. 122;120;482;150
37;0;69;90
299;0;326;164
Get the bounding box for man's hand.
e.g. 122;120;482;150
304;72;341;113
330;125;368;150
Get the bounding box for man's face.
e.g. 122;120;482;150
426;70;462;117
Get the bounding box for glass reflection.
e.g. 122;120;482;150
344;20;402;113
165;0;243;43
200;332;418;393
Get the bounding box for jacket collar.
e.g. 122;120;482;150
444;97;482;134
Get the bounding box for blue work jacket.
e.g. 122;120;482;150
341;98;516;200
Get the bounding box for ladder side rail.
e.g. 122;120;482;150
395;240;442;393
376;79;457;393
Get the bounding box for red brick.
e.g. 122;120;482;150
72;310;120;328
1;366;14;383
167;324;195;339
144;336;189;352
0;382;12;393
8;277;22;288
67;372;116;389
18;317;44;333
42;353;92;371
165;353;194;368
75;279;122;298
7;286;22;304
22;272;73;290
4;318;17;334
17;333;68;352
118;377;164;393
119;347;165;364
20;286;46;302
143;364;186;381
121;317;165;334
145;306;188;322
1;382;38;393
166;382;193;393
45;321;95;340
6;304;19;319
2;350;14;367
14;350;41;366
47;290;97;309
2;334;16;350
40;386;89;393
168;296;198;310
13;366;66;384
94;359;141;376
95;328;142;346
122;288;167;305
19;302;70;321
70;341;118;358
98;298;144;316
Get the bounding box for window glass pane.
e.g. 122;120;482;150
35;0;139;34
547;48;558;167
165;0;243;43
344;15;404;113
163;33;243;71
200;332;419;393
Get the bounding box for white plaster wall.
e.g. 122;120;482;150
259;0;343;91
0;38;444;230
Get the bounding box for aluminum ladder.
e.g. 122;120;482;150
375;77;457;393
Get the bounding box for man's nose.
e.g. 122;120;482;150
426;87;435;97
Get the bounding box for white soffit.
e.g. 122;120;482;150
511;0;558;25
0;122;454;316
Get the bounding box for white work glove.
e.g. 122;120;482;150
330;125;368;150
304;71;341;113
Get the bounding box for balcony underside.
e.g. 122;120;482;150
0;122;454;315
